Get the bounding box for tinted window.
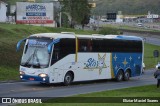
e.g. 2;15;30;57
92;39;142;53
78;39;92;52
60;38;75;58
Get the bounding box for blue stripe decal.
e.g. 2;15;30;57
112;53;142;77
20;74;49;83
48;38;60;53
16;38;27;51
117;35;142;41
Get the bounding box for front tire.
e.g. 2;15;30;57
116;70;124;81
124;71;130;81
64;72;73;86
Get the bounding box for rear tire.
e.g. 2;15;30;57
64;72;73;86
123;71;130;81
116;70;124;81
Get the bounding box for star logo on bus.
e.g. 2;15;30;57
115;65;118;70
122;58;128;67
113;54;117;61
98;54;107;74
129;56;132;61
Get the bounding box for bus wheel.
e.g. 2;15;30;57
116;70;124;81
64;72;73;86
124;71;130;81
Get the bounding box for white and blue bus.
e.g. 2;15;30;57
17;32;144;85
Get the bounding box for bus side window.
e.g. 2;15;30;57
53;52;59;60
78;39;92;52
51;51;59;65
88;40;93;52
82;46;87;51
60;38;75;58
51;43;60;65
78;39;87;52
92;39;103;52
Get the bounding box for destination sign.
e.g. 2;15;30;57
28;39;49;47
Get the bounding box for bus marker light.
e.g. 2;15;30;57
43;78;46;81
20;75;23;79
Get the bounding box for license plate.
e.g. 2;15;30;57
29;78;34;81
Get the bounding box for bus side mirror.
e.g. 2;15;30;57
16;38;27;52
48;38;60;53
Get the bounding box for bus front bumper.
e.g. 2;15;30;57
20;74;49;83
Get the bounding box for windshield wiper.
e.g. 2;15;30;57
23;48;37;67
24;48;41;68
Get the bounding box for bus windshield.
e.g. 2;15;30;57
21;38;52;68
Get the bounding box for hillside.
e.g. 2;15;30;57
3;0;160;15
92;0;160;15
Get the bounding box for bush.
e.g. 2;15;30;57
98;27;122;35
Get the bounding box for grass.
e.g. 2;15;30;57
0;23;160;81
18;85;160;106
144;43;160;69
102;24;160;34
76;85;160;97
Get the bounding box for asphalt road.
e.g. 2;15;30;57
84;24;160;46
0;70;156;97
123;32;160;46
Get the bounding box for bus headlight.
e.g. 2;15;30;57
20;71;25;75
39;73;48;78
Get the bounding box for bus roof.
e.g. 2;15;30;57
30;33;143;41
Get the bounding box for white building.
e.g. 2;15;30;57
116;15;123;23
0;1;7;22
147;14;159;19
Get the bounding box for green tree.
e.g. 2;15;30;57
59;0;90;28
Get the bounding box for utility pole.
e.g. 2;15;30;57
59;10;61;27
